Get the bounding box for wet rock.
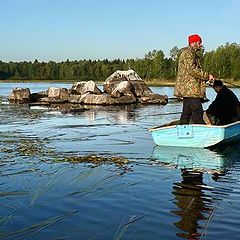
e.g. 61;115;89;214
103;69;155;98
68;94;82;103
103;69;142;94
70;82;85;94
8;88;31;103
111;81;137;99
71;80;102;95
38;97;68;104
48;87;69;100
130;80;152;97
79;93;136;105
30;90;48;102
139;93;168;104
109;95;137;105
8;70;168;106
79;93;109;105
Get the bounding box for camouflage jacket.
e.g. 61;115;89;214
174;47;208;98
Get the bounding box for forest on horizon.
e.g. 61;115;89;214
0;42;240;82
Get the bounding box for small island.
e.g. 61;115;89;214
8;70;168;106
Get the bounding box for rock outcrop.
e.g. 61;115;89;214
103;69;152;97
8;69;168;105
103;69;167;104
71;80;102;95
8;88;31;103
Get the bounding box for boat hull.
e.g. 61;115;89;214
149;121;240;148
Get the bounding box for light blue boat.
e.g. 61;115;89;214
149;120;240;148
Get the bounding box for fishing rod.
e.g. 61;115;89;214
220;79;240;88
206;78;240;88
147;112;182;117
148;79;239;118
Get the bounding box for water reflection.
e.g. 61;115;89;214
1;84;240;239
0;102;140;128
151;145;240;239
151;146;237;175
30;103;138;123
74;104;137;123
172;170;209;239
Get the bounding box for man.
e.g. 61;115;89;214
205;80;240;125
174;34;214;124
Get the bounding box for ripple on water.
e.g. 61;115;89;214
1;85;240;239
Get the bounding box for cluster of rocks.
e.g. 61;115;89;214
8;69;168;105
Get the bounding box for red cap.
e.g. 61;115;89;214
188;34;202;44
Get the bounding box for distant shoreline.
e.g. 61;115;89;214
0;79;240;87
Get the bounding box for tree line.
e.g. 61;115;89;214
0;42;239;81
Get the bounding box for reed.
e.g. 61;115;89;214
1;210;77;239
145;79;176;87
113;214;147;240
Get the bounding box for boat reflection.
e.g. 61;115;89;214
151;145;240;239
151;145;240;175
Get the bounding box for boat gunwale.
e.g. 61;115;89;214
149;120;240;132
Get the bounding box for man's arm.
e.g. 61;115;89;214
181;51;210;80
206;95;222;116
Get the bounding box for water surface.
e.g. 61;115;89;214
1;83;240;239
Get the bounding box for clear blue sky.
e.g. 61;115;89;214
1;0;239;62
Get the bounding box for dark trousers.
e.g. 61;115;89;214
180;98;205;124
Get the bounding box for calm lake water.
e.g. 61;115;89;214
1;82;240;240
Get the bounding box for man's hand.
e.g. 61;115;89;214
208;74;214;81
205;74;215;86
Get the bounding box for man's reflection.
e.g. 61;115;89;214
151;145;239;239
171;169;212;239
